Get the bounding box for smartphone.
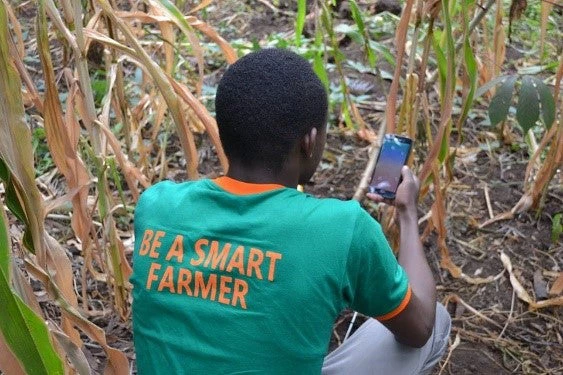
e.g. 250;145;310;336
368;134;413;199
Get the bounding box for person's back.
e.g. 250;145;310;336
132;48;451;374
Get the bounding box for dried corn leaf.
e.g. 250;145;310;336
45;235;81;345
37;9;92;254
50;327;92;375
98;63;149;197
493;0;505;77
0;201;63;374
500;252;563;310
11;264;43;316
169;78;229;172
187;16;237;64
188;0;213;14
83;28;136;57
95;120;151;193
97;0;199;178
549;272;563;296
432;165;462;278
150;5;175;74
114;10;237;65
150;0;205;95
25;261;130;374
385;0;415;132
0;335;26;375
1;0;24;58
0;0;45;264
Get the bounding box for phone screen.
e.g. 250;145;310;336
369;134;413;198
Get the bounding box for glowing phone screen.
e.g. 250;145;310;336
369;135;412;196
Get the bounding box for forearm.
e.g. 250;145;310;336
397;208;436;320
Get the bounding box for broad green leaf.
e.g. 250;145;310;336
0;204;63;375
532;77;555;129
516;75;540;134
488;75;517;126
295;0;306;47
475;75;509;100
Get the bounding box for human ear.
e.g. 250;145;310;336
301;127;318;158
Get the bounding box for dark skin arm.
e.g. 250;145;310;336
367;166;436;348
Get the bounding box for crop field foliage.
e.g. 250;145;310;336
0;0;561;374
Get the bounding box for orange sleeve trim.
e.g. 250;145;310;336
376;285;412;322
213;177;285;195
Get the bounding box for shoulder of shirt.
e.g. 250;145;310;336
298;193;365;218
137;179;202;205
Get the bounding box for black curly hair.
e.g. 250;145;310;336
215;48;328;172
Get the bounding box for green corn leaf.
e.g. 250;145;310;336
342;99;353;129
313;52;329;91
349;0;365;36
313;27;329;93
456;0;477;132
369;40;394;66
295;0;306;47
532;77;555;129
108;157;128;209
0;204;63;375
438;123;451;163
154;0;196;36
0;199;8;276
516;75;540;134
441;0;455;94
349;0;375;68
321;4;333;38
432;36;446;103
488;75;517;126
0;159;27;225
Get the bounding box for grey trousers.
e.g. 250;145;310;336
322;304;451;375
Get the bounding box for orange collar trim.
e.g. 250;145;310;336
213;176;285;195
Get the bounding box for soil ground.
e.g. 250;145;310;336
8;0;562;374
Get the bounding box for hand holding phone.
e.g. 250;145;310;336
368;134;413;200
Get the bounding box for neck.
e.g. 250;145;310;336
226;162;299;188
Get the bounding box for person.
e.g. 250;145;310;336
131;48;451;374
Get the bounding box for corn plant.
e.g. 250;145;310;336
0;0;233;372
350;0;561;288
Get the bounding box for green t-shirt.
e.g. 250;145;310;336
131;177;410;374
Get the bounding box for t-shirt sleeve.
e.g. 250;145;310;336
341;207;411;320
